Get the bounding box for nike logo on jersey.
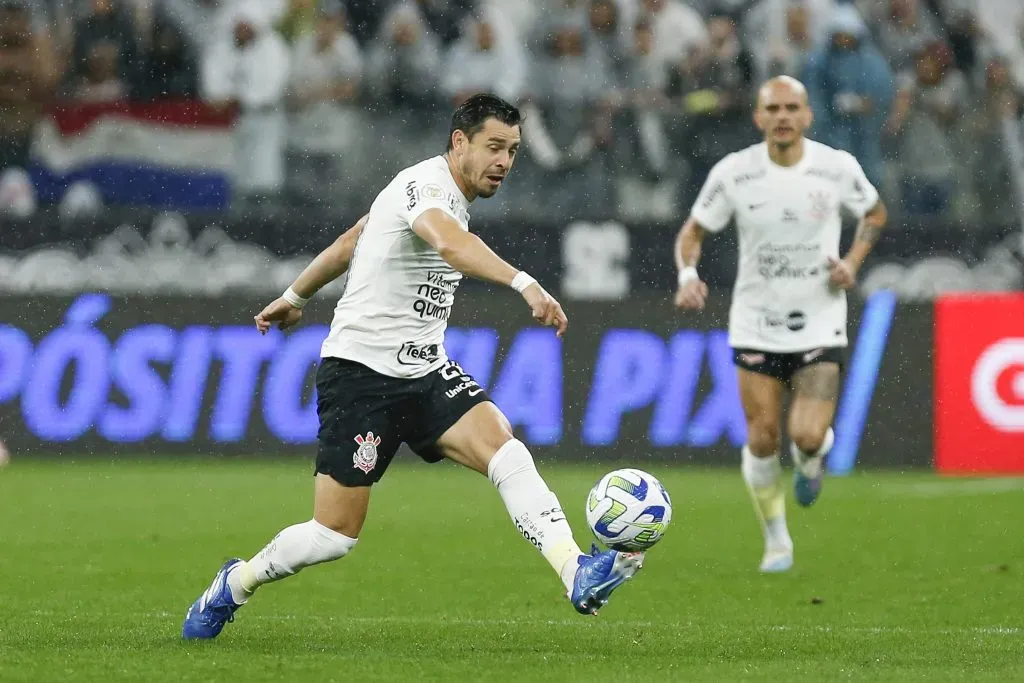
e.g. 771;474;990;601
748;201;767;210
802;348;826;363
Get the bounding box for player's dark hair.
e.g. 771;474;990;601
446;94;521;151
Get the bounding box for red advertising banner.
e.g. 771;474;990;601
935;294;1024;474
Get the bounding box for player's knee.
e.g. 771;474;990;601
314;515;362;540
307;519;358;563
747;421;781;457
482;416;515;454
472;415;516;469
790;422;828;455
487;438;537;487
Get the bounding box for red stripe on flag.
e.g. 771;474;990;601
48;100;237;136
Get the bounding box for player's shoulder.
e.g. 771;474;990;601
393;155;449;188
804;138;859;169
710;142;768;183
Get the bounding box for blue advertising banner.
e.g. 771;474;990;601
0;292;932;467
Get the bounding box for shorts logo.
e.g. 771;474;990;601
353;432;381;474
740;353;765;365
803;348;826;364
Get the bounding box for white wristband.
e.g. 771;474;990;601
510;271;537;294
677;267;699;286
282;286;310;309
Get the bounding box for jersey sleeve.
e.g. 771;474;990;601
398;174;460;227
689;156;735;233
838;151;880;218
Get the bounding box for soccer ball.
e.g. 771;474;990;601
585;468;672;552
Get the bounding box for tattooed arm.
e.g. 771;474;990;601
827;200;888;290
843;200;888;271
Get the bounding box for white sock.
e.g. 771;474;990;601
226;519;357;604
791;427;835;478
741;446;792;553
488;439;584;592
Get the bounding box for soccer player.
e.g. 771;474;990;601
182;94;643;640
673;77;888;572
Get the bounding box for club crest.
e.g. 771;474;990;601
809;191;831;221
353;432;381;474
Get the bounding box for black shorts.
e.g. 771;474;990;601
732;346;845;384
314;357;491;486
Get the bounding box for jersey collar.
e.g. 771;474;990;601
761;139;813;174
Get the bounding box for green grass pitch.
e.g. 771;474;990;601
1;458;1022;682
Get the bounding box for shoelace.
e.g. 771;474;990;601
200;601;236;625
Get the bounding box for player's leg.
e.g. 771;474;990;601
430;401;583;582
182;358;395;639
225;476;367;602
788;359;840;507
429;401;642;615
181;476;367;640
736;361;792;572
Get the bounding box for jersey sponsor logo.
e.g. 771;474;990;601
733;170;766;185
396;341;440;366
804;168;842;182
413;271;460;321
353;432;382;474
782;209;798;222
756;242;823;280
404;180;417;211
760;309;806;332
809;191;832;221
701;181;725;208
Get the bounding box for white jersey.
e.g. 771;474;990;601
690;139;879;352
321;156;471;378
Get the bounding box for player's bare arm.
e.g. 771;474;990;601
674;217;710;310
254;214;368;334
828;200;888;290
412;208;568;337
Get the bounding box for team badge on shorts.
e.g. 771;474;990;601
353;432;382;474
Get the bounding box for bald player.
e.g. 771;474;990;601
672;77;888;572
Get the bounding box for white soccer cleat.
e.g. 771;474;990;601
759;548;794;573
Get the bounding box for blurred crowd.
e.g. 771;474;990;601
1;0;1023;224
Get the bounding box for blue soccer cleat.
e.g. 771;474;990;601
569;545;644;615
794;465;824;507
182;558;244;640
793;429;834;508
